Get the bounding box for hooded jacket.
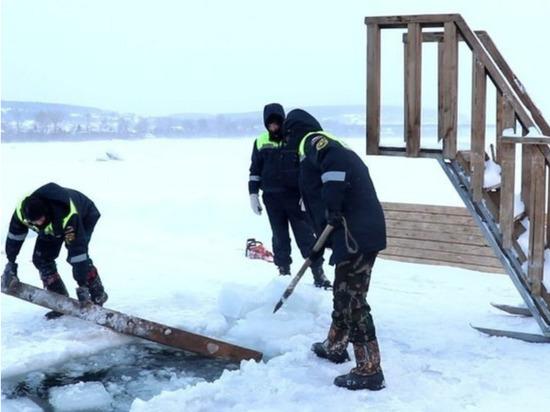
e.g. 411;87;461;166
248;103;300;194
284;109;386;265
5;182;100;264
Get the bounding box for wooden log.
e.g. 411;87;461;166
405;23;422;157
471;55;487;202
1;281;263;362
500;142;516;248
364;14;459;29
528;149;546;295
441;22;458;158
367;23;381;155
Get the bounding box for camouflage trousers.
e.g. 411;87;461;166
332;251;378;344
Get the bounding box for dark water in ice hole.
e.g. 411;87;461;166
2;343;240;411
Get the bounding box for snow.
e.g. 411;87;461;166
483;159;501;188
2;137;550;411
49;382;113;411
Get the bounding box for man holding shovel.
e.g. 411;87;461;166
282;109;387;391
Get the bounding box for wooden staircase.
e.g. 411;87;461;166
365;14;550;338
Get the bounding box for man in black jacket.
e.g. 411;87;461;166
284;109;387;391
248;103;330;288
2;182;108;319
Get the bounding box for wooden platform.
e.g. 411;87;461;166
380;202;505;273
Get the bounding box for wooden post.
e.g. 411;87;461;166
440;22;458;159
404;23;421;157
528;148;546;295
522;128;532;215
367;24;381;155
496;92;516;164
500;141;516;248
471;56;487;202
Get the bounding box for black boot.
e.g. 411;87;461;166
311;323;350;364
311;266;331;289
278;265;291;276
334;339;386;391
87;266;108;306
41;272;69;320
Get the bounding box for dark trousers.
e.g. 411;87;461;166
32;208;100;283
262;192;322;268
332;251;378;344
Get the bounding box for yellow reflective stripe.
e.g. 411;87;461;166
44;223;54;235
255;131;282;150
62;199;78;228
15;197;28;223
298;131;343;156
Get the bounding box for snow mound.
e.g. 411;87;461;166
0;397;43;412
49;381;113;411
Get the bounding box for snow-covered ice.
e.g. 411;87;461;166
2;137;549;411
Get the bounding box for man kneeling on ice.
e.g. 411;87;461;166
2;182;108;319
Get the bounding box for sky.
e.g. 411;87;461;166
2;0;550;117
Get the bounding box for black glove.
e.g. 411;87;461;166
326;210;344;229
2;262;19;290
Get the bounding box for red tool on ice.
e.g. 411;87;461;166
245;238;274;263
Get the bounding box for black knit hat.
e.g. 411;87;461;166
24;196;48;221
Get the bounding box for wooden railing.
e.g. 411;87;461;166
365;14;550;333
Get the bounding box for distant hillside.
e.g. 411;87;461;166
0;100;459;142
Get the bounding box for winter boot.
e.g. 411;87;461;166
41;272;69;320
86;266;108;306
334;339;385;391
311;266;331;289
278;265;291;276
311;323;350;364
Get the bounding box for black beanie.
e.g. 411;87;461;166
24;196;48;221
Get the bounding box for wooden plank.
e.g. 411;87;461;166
382;245;504;268
405;23;422;157
384;210;477;226
454;17;535;131
1;281;263;362
547;165;550;249
388;237;498;257
402;30;481;43
496;92;516;163
500;142;516;248
387;227;487;246
528;149;546;296
379;253;504;274
438;41;444;143
385;219;481;235
381;202;471;216
501;136;550;145
364;14;459;28
441;22;458;158
367;23;381;155
471;55;487;202
522;143;533;216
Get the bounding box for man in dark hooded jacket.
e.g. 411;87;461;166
1;182;108;319
283;109;386;391
248;103;330;288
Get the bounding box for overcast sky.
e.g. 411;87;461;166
2;0;549;117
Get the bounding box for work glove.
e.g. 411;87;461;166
250;193;263;216
1;262;19;290
326;210;344;229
